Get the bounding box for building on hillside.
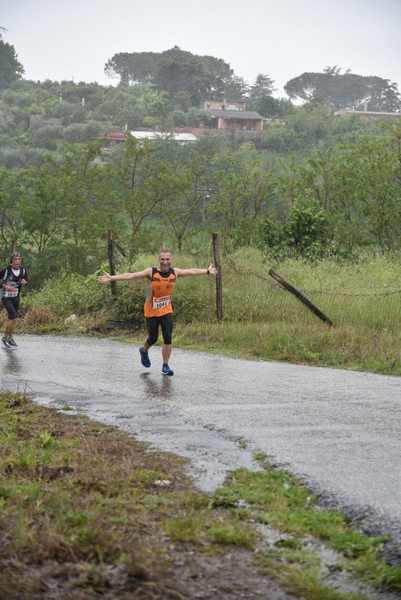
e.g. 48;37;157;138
103;131;127;147
203;100;247;112
335;109;401;120
203;100;264;131
102;129;198;149
205;109;264;131
130;130;198;143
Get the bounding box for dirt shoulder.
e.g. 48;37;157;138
0;391;292;600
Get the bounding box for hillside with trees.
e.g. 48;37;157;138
1;34;401;289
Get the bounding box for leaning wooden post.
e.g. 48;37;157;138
212;233;223;321
269;268;333;327
107;230;117;297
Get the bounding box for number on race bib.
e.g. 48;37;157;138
152;295;171;310
4;283;18;298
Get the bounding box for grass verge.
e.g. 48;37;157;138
213;458;401;596
1;392;400;599
14;249;401;376
0;391;263;599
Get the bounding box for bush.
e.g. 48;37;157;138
171;110;188;127
258;205;333;260
63;123;89;143
32;125;64;148
0;146;48;167
27;273;108;316
285;204;332;259
23;305;57;326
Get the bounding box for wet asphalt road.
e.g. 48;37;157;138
1;335;401;532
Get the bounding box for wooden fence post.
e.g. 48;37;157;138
212;233;223;321
107;230;117;297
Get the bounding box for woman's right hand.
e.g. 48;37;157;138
97;272;112;284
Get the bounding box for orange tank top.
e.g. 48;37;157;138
144;267;176;317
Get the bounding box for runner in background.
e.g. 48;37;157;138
98;249;217;376
1;252;28;348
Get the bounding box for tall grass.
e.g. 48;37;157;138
24;248;401;374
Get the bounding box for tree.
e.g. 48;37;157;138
53;142;108;273
0;167;24;257
104;47;238;105
222;75;249;102
115;137;173;258
104;51;160;86
161;150;211;251
258;204;331;260
275;134;401;253
20;159;65;257
249;74;275;100
153;47;210;105
285;68;401;112
247;74;292;118
206;146;273;245
0;29;24;90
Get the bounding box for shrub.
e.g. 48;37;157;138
23;305;57;326
27;273;108;316
63;123;89;143
258;204;334;260
32;125;64;148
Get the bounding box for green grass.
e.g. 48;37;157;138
255;549;367;600
0;391;265;597
21;248;401;376
207;521;258;548
215;465;401;593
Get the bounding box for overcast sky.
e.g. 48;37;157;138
2;0;401;96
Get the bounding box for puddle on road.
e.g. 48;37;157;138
32;391;258;493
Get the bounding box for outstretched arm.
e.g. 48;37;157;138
174;263;217;278
98;268;151;284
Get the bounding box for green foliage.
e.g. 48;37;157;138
27;273;108;315
207;522;258;548
259;204;332;260
285;205;332;258
285;67;401;112
219;468;397;594
105;46;237;105
37;431;56;449
0;104;400;280
0;35;24;89
261;103;377;155
248;73;292;118
31;124;64;149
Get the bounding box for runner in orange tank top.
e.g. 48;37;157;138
98;249;217;376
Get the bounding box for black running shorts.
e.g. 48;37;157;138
146;314;173;346
2;297;20;321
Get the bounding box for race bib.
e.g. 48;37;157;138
152;295;171;310
4;283;18;298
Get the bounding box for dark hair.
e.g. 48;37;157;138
10;252;22;262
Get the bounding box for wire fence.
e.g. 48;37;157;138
224;256;401;299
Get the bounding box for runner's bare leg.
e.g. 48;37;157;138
162;344;172;364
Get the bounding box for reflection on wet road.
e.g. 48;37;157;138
1;335;401;531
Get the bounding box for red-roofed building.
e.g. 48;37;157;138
203;100;264;131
